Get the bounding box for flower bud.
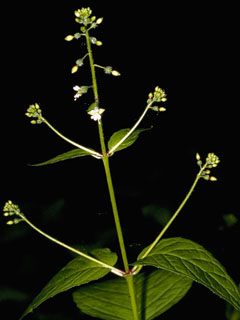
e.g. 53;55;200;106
96;41;103;46
111;70;121;76
159;107;166;112
71;65;79;74
148;93;153;99
210;176;217;181
196;153;201;161
96;17;103;24
74;10;81;17
65;35;74;41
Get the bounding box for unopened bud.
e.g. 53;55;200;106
148;93;153;99
96;41;103;46
71;65;79;74
159;107;166;112
65;35;74;41
111;70;121;76
210;176;217;181
96;17;103;24
196;153;201;161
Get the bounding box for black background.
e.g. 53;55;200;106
1;1;239;319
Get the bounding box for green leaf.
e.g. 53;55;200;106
108;128;150;153
134;237;240;311
31;148;92;166
20;248;117;320
87;101;98;112
73;269;192;320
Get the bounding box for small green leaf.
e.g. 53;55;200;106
20;248;117;320
134;237;240;311
73;269;192;320
87;101;98;112
31;148;92;166
108;128;150;153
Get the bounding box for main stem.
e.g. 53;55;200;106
102;156;129;272
86;29;139;319
86;30;99;102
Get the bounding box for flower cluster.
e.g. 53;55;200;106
205;153;220;168
25;103;43;124
148;87;167;103
74;7;93;25
65;7;103;33
147;87;167;112
153;86;167;102
196;153;220;181
3;200;24;225
65;8;103;43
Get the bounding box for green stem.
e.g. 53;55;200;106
108;101;153;155
42;117;102;158
18;213;123;275
126;276;139;320
85;28;139;319
98;119;107;156
102;156;129;272
85;30;99;102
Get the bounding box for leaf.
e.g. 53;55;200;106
73;269;192;320
108;128;150;153
134;237;240;311
20;248;118;320
31;148;92;166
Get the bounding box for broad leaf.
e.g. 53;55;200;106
20;248;117;319
31;148;92;166
73;269;192;320
108;128;150;153
134;237;240;311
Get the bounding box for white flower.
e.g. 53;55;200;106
88;107;105;122
73;85;88;101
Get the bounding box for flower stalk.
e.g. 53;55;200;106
132;152;220;275
3;201;124;276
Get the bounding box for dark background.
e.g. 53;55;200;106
1;1;239;319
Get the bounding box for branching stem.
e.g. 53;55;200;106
108;101;153;155
17;213;124;276
42;117;102;158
